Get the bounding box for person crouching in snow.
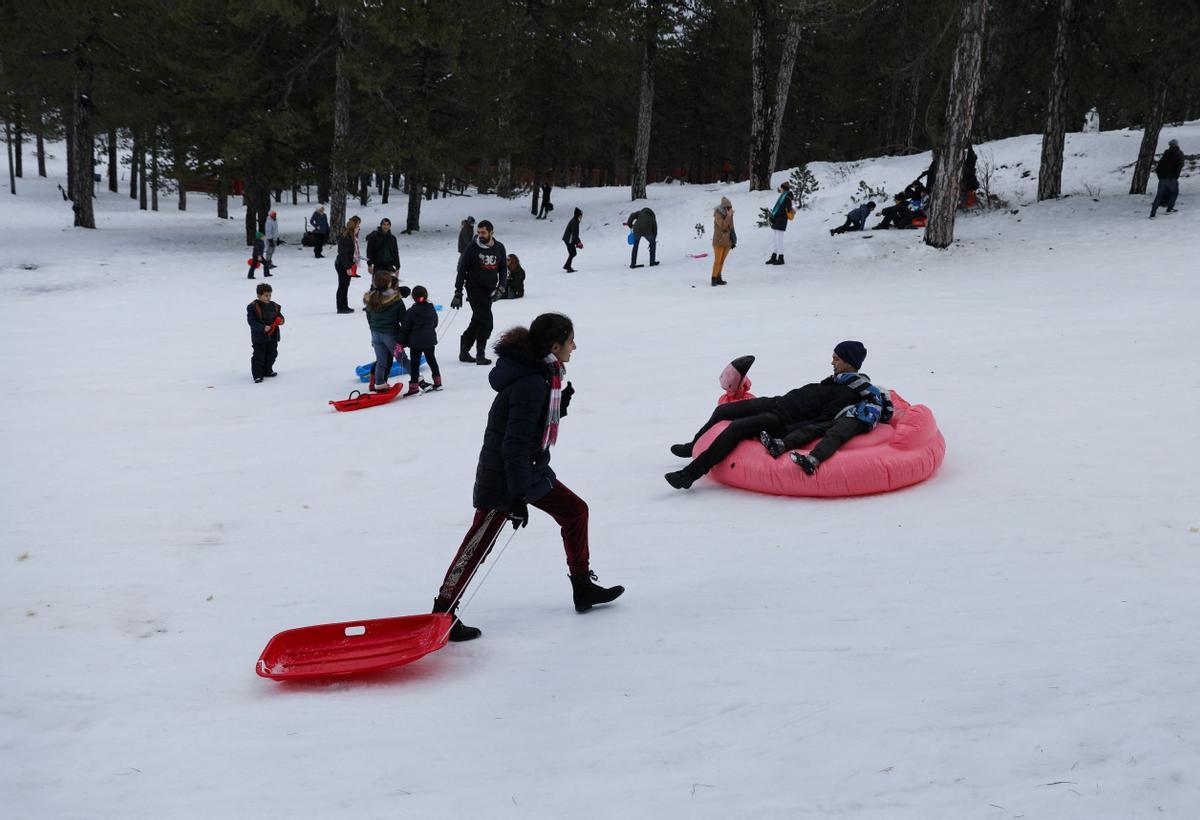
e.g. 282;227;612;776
363;270;409;392
247;282;284;382
759;342;893;474
830;201;876;235
398;285;440;395
431;313;624;641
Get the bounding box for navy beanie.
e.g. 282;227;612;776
834;340;867;369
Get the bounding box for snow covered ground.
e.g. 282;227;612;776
2;123;1198;819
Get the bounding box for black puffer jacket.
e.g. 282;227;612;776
773;377;862;424
399;300;438;348
473;344;556;511
365;228;399;270
1157;145;1184;179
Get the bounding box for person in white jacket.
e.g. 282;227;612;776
263;211;280;272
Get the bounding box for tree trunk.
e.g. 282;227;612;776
34;96;46;177
630;0;661;201
150;129;159;211
217;172;229;219
64;111;74;199
497;156;512;197
747;0;771;191
173;129;187;210
381;172;389;204
531;184;539;215
1037;0;1076;201
138;144;148;210
405;172;423;233
4;118;14;195
130;130;139;199
766;12;804;179
902;76;921;151
358;172;368;206
107;127;118;192
328;4;351;236
71;52;96;228
13;102;22;177
1129;80;1166;195
925;0;990;249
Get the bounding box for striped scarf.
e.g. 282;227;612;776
542;353;565;450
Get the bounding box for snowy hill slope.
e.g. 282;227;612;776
2;123;1199;819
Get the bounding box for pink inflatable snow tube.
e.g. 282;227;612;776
692;390;946;497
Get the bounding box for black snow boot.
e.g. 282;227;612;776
459;339;474;363
765;253;777;265
775;255;785;265
569;571;625;613
760;431;786;459
670;442;693;458
475;346;492;366
790;452;819;475
432;598;482;642
664;467;699;490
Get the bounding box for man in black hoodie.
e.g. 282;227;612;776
562;208;582;271
452;219;507;365
1150;138;1184;218
365;218;400;274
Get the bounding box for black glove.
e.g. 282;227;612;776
508;499;529;530
560;382;574;417
450;293;463;309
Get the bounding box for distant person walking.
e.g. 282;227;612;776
562;207;582;272
263;211;280;273
247;230;267;279
766;181;794;265
457;216;476;254
626;207;658;268
453;219;507;365
537;179;553;219
1150;138;1184;218
710;196;734;286
310;205;329;258
335;215;362;314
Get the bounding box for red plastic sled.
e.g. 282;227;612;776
329;385;401;412
257;613;452;681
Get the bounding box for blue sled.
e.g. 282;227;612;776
357;355;427;383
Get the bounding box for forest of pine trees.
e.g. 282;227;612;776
1;0;1197;243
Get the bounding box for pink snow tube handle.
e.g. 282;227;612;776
693;390;946;497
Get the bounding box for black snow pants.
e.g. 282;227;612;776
460;288;494;354
782;416;871;463
686;398;789;477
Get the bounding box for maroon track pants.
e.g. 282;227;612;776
436;482;590;606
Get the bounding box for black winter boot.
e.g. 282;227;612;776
790;452;819;475
459;339;474;363
775;255;785;265
569;571;624;613
670;442;693;458
765;253;777;265
760;431;786;459
475;346;492;366
664;467;699;490
432;598;481;642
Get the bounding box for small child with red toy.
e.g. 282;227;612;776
247;282;284;383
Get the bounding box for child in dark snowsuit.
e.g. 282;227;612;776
874;194;914;229
399;285;441;394
247;283;284;382
247;231;267;279
363;271;409;391
830;202;876;235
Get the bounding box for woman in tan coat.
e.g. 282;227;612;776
711;196;734;286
